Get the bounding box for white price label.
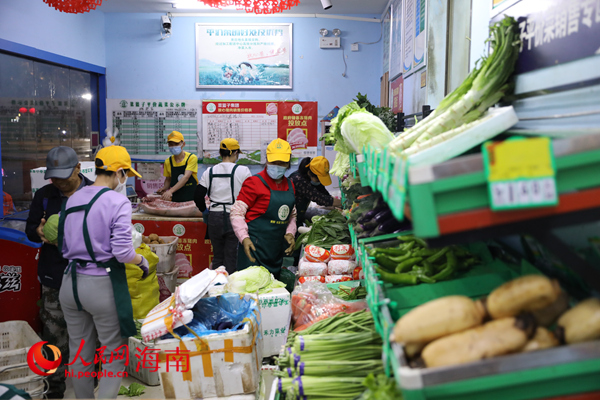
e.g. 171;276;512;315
490;178;557;209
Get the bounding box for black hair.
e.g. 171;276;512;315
298;157;316;179
95;159;129;177
219;148;240;158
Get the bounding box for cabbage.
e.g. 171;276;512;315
224;266;286;294
340;112;395;153
330;102;362;154
43;214;60;244
330;152;350;178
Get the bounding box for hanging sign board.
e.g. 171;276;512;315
483;137;558;211
490;0;600;74
277;101;318;160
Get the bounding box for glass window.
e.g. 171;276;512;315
0;52;96;215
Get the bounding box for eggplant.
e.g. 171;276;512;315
361;219;379;231
370;219;406;237
358;206;387;224
373;208;394;224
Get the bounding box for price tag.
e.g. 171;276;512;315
483;137;558;211
388;156;408;220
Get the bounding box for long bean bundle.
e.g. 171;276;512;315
390;16;520;155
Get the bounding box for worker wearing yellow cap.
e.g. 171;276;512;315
158;131;198;202
290;156;342;228
230;138;297;278
194;138;252;274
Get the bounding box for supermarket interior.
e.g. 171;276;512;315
1;0;600;399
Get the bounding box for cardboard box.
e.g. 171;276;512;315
256;288;292;357
132;213;213;275
30;161;96;194
156;321;262;398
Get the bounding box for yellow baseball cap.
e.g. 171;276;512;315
266;139;292;163
167;131;185;143
95;146;141;178
221;138;240;151
308;156;332;186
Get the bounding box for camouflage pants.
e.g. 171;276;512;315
40;285;69;398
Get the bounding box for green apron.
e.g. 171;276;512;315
236;175;295;278
169;153;198;203
57;187;136;339
207;164;240;232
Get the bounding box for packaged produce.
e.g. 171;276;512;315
522;327;559;352
329;285;367;301
327;259;357;275
353;266;364;281
391;295;485;344
330;244;355;260
556;297;600;344
298;276;325;284
325;275;353;284
141;297;193;342
421;315;536;368
224;265;285;294
483;275;561;319
298;258;328;277
304;245;331;263
291;281;367;331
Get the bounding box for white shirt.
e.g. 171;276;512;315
199;162;252;213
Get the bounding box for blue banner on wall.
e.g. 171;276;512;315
492;0;600;74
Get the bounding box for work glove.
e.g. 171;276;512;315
242;237;256;263
137;256;150;279
284;233;295;255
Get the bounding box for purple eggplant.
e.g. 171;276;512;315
358;206;388;224
373;208;394;224
360;219;379;231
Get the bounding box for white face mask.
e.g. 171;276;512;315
115;170;127;195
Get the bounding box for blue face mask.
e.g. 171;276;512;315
267;164;287;180
311;180;321;186
169;145;182;156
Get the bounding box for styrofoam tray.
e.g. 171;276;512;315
408;106;519;167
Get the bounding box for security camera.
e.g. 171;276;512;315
320;0;332;10
161;15;171;32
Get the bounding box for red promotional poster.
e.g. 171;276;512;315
391;76;404;114
277;101;318;159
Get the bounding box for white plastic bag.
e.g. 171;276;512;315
131;226;143;249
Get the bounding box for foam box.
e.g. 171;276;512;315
255;288;292;357
30;161;96;193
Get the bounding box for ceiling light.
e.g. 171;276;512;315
320;0;332;10
81;93;92;100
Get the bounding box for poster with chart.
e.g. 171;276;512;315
413;0;427;70
403;0;415;76
107;99;202;161
201;101;278;165
390;0;403;80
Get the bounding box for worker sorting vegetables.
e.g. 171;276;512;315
157;130;198;202
230;138;297;278
289;156;342;228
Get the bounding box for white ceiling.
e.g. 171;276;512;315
98;0;389;15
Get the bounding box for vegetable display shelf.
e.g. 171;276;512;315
361;236;600;399
349;152;369;187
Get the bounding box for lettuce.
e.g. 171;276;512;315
225;266;286;294
341;112;395;153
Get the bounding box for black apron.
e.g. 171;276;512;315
207;164;240;232
169;153;198;203
57;187;136;338
236;175;295;278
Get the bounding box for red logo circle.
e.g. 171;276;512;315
27;342;62;376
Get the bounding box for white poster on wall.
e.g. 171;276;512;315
390;0;403;80
413;0;427;70
403;0;415;76
382;8;391;74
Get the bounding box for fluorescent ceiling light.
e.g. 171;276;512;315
172;2;241;9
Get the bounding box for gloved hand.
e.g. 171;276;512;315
284;233;295;255
242;237;256;263
137;256;149;279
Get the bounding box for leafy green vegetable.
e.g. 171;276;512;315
330;285;367;301
43;214;60;244
224;266;286;294
354;92;397;132
295;209;350;250
360;374;403;400
341;112;395;154
118;382;146;397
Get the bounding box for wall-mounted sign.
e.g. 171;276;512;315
195;23;293;89
391;76;404;114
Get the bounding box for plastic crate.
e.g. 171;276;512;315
126;337;161;386
0;321;42;368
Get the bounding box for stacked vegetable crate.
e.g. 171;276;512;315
359;236;600;400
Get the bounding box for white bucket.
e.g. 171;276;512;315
157;265;179;293
148;236;178;273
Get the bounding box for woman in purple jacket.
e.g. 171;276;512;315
58;146;148;399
